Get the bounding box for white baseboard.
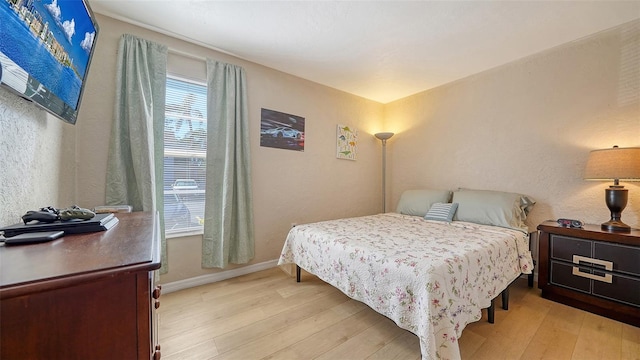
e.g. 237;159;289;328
160;259;279;294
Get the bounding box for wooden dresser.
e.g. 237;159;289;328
537;221;640;327
0;212;162;359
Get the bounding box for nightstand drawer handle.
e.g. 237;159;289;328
572;255;613;283
572;255;613;270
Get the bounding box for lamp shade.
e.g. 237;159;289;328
584;146;640;181
375;132;394;141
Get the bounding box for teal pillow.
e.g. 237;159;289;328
452;189;535;232
425;202;458;222
395;189;453;217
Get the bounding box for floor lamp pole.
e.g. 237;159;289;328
381;139;387;212
375;132;394;213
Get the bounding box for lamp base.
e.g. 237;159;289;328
601;220;631;232
602;187;630;232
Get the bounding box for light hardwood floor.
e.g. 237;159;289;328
158;267;640;360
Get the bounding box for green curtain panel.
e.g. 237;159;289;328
105;34;168;273
202;59;255;268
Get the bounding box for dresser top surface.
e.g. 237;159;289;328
0;212;160;290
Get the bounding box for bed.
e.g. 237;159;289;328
277;188;535;360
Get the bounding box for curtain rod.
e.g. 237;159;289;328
168;48;207;62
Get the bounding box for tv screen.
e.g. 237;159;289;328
0;0;99;125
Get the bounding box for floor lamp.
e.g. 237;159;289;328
375;132;394;212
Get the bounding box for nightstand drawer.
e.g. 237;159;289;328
550;260;591;293
550;235;591;262
593;273;640;307
550;260;640;307
594;242;640;277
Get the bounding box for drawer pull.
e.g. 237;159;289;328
571;267;613;283
572;255;613;283
572;255;613;271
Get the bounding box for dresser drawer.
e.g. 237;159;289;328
594;242;640;277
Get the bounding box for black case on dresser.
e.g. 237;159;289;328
538;221;640;327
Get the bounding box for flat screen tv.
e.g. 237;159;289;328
0;0;99;125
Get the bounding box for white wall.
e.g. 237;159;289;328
76;15;385;283
385;19;640;231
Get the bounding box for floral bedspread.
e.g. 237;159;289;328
278;213;533;360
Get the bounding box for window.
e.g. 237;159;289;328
164;76;207;235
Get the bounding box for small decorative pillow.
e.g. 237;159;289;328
425;202;459;222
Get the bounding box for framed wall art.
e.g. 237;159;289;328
336;124;357;160
260;108;305;151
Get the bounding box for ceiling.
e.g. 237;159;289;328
89;1;640;104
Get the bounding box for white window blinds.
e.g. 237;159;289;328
164;76;207;234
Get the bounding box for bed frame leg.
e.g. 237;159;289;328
488;299;495;324
528;273;534;288
296;265;301;283
501;287;509;310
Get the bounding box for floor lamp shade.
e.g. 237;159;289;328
375;132;394;142
375;132;394;213
584;146;640;232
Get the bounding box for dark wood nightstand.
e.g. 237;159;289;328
537;221;640;327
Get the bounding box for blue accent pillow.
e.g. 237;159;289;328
425;202;458;222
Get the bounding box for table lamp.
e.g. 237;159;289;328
584;146;640;232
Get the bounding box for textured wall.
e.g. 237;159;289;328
0;88;77;227
385;20;640;231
